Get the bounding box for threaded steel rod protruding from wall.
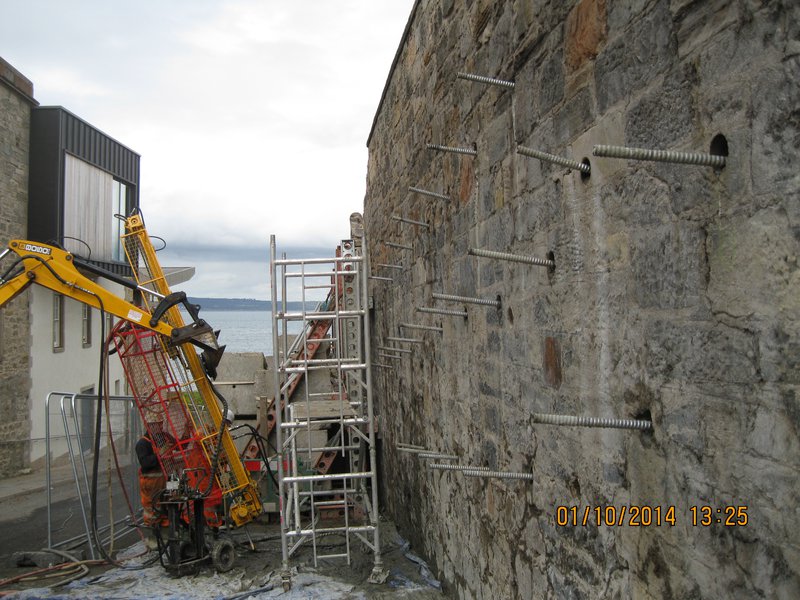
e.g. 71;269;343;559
532;412;653;430
592;144;726;168
397;443;426;450
429;463;491;472
457;71;515;89
409;186;451;202
469;247;555;268
385;241;413;251
400;322;444;333
417;306;468;318
397;447;438;454
517;145;590;174
426;143;478;156
377;263;404;270
377;345;413;354
397;447;423;455
369;275;393;282
373;363;394;370
391;214;430;228
433;292;501;308
386;336;423;344
417;452;459;460
377;352;402;361
463;469;534;481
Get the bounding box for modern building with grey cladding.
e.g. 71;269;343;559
29;106;140;276
0;58;142;473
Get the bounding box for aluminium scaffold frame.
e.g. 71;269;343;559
269;226;386;590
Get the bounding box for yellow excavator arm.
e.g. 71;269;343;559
0;238;223;361
0;239;174;335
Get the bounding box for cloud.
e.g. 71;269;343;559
1;0;416;299
161;239;331;263
31;66;112;99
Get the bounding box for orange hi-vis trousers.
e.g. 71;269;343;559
139;470;167;527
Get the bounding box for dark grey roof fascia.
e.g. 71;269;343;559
36;105;141;159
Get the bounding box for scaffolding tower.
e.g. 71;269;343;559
269;216;385;590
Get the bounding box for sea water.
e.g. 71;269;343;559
198;310;304;355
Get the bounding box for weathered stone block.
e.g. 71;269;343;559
594;0;676;113
751;58;800;197
555;86;596;143
630;222;707;309
537;49;565;117
645;320;759;385
758;321;800;385
707;208;799;321
565;0;607;72
484;111;511;170
625;62;697;149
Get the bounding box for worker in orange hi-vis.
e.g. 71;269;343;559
135;421;170;549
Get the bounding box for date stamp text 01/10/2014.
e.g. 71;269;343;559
555;505;749;527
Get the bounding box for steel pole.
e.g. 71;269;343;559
270;235;291;587
361;229;386;580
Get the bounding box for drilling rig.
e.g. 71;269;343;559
0;214;262;574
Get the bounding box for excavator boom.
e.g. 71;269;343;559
0;241;173;337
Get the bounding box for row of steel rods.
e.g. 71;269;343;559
378;68;721;483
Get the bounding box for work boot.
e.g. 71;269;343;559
144;527;159;551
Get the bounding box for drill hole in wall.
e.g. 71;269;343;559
635;408;654;435
546;251;556;276
507;306;514;324
709;133;728;158
580;158;591;182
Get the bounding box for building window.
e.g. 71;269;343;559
53;293;64;351
111;180;128;262
82;304;92;347
105;313;115;342
79;385;95;451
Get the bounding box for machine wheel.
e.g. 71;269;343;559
211;538;236;573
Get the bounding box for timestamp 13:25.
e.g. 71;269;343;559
690;505;748;526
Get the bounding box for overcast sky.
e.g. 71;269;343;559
1;0;415;300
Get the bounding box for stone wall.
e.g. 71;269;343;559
0;58;34;477
365;1;799;598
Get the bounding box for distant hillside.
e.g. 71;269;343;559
189;297;313;311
